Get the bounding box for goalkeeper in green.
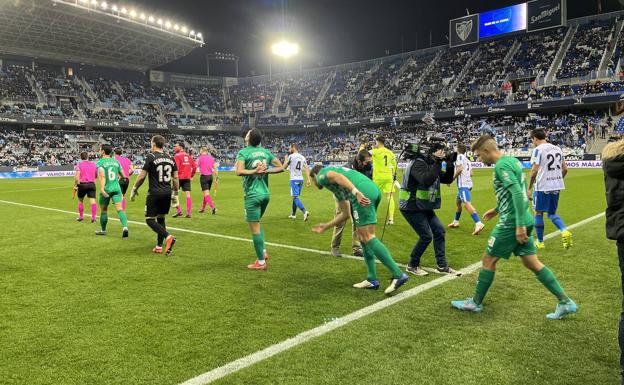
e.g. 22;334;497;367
451;135;577;319
310;165;409;295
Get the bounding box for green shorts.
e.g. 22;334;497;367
244;194;270;222
486;224;537;259
99;190;123;206
351;183;381;227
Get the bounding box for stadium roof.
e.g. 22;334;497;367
0;0;204;72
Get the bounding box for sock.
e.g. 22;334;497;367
368;237;403;278
295;197;306;212
252;233;265;261
146;218;169;242
454;211;461;221
91;204;97;221
535;214;545;242
157;217;167;246
291;200;297;216
121;198;126;211
473;268;495;305
100;212;108;231
548;214;567;231
470;212;480;224
388;195;395;220
176;205;182;214
118;210;128;228
536;266;569;303
205;195;215;209
186;197;192;216
78;202;84;218
362;242;378;281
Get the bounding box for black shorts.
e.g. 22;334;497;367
200;175;213;191
77;182;96;199
180;179;192;192
119;178;129;195
145;194;171;217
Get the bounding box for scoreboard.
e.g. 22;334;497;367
449;0;566;48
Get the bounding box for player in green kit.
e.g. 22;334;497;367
236;129;284;270
95;144;130;237
310;165;409;295
451;135;577;319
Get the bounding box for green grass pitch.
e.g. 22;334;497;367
0;169;619;385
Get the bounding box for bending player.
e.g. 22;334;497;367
283;143;311;221
95;145;129;237
528;129;572;249
235;129;284;270
197;146;218;214
130;135;179;255
310;165;409;295
74;152;97;223
114;147;134;211
370;136;398;225
173;142;196;218
451;135;577;319
448;144;485;235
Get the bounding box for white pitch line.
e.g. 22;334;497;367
0;199;399;266
178;211;605;385
0;186;68;194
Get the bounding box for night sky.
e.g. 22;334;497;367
134;0;624;76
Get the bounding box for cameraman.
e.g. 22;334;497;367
399;142;460;276
331;149;372;257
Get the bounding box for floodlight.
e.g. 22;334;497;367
139;13;146;20
112;5;117;11
165;21;171;29
120;7;127;14
148;15;154;22
100;1;107;10
129;9;136;18
174;24;180;31
271;40;300;59
181;26;187;33
157;18;163;25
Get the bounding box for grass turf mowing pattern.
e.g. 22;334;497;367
0;169;615;385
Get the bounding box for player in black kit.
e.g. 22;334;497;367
130;135;180;255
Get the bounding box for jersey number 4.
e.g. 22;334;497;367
157;164;172;182
295;161;302;171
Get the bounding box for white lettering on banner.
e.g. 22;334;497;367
370;117;385;123
0;169;142;179
530;4;560;24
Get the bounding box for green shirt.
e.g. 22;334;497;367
493;156;533;228
236;146;276;198
96;157;122;193
315;166;373;202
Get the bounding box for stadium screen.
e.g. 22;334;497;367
479;3;528;39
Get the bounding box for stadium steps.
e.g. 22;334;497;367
375;56;415;105
272;82;283;114
79;77;100;107
448;47;481;97
26;73;46;105
545;24;578;85
599;18;624;77
223;87;231;114
411;50;443;100
174;87;193;114
490;39;522;85
311;70;334;113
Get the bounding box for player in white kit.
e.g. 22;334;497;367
283;143;311;221
448;144;485;235
528;129;572;250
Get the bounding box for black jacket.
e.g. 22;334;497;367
399;155;455;211
344;157;373;180
603;140;624;243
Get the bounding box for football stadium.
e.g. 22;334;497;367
1;0;624;384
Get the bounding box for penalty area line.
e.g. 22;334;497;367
177;211;605;385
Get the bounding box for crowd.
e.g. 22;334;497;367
0;15;623;128
0;109;607;167
558;19;614;79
